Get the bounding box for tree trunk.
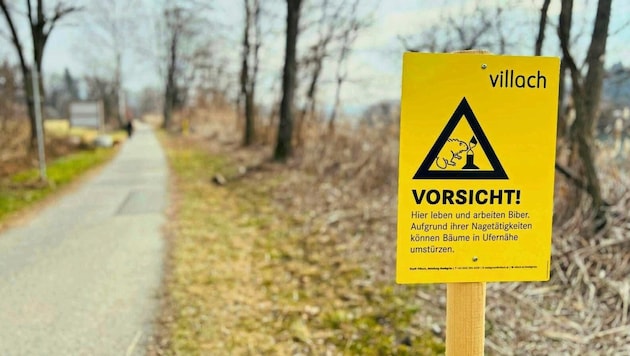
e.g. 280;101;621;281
163;31;177;130
24;70;38;149
296;58;323;147
250;0;261;141
163;80;174;129
327;77;342;134
535;0;551;56
582;0;611;128
244;89;255;145
274;0;302;161
557;60;567;138
576;0;611;227
30;3;50;149
241;0;255;146
558;0;612;229
115;53;125;128
22;66;44;150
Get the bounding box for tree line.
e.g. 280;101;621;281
400;0;620;229
0;0;627;229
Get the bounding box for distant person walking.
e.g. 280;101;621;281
125;120;134;138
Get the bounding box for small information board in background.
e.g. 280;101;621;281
396;53;560;284
69;101;104;130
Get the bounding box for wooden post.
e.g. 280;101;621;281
446;282;486;355
444;49;489;356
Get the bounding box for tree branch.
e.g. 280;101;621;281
554;162;613;207
0;1;29;73
44;3;81;37
26;0;33;25
535;0;551;55
555;162;585;189
558;0;583;95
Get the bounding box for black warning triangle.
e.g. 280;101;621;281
413;97;508;180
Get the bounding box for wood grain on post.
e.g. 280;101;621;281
445;49;490;356
446;282;486;355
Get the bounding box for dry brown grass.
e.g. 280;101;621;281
153;108;444;354
156;105;630;354
483;148;630;355
0;120;87;178
296;123;630;354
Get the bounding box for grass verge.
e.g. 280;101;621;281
155;135;444;355
0;147;118;223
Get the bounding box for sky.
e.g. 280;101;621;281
347;0;630;109
3;0;630;114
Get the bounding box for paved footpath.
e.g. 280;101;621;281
0;123;167;355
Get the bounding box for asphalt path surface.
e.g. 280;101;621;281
0;123;167;355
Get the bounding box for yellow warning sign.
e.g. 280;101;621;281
396;53;560;284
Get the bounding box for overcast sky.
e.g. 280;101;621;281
4;0;630;113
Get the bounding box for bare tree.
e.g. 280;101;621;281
294;0;340;142
80;0;141;127
157;1;219;130
291;0;371;143
274;0;303;161
84;75;117;121
138;87;162;116
162;5;196;130
400;1;517;54
0;0;80;148
327;0;363;133
163;6;179;129
532;0;567;137
557;0;613;228
239;0;261;146
45;67;79;117
191;45;233;107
